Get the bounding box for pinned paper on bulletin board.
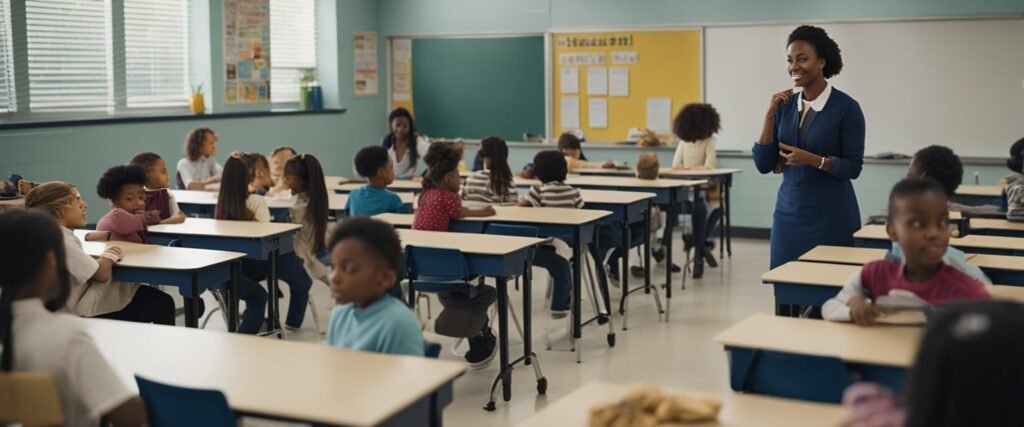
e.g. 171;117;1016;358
587;67;608;95
588;98;608;128
560;96;580;129
390;37;413;111
646;98;672;133
609;67;629;96
223;0;270;104
560;67;579;94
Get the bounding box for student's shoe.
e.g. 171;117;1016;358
630;265;645;278
607;269;621;288
465;328;497;370
652;248;666;264
550;309;569;319
704;251;719;268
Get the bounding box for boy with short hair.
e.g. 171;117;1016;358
325;216;424;356
346;146;411;216
823;178;990;326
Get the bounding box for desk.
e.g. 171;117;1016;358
147;219;302;338
516;382;845;427
714;314;918;401
0;196;24;213
854;224;1024;255
968;218;1024;238
798;246;887;265
73;233;245;329
335;180;422;194
86;318;464;427
799;245;1024;286
396;229;545;409
376;207;612;364
954;184;1003;207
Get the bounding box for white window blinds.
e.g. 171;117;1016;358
124;0;189;108
0;0;15;113
26;0;113;112
270;0;315;103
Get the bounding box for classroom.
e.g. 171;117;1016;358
2;0;1024;426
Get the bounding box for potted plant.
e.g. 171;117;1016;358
190;83;205;114
299;69;315;110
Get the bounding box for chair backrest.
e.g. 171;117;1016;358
0;372;63;427
175;171;185;190
404;245;470;280
135;375;235;427
485;223;539;238
424;341;442;358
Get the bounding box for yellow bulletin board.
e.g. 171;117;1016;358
551;29;702;142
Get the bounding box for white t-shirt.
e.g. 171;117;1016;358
62;227;137;317
176;156;223;189
11;299;135;427
166;188;181;217
246;193;271;223
672;137;717;170
388;137;431;180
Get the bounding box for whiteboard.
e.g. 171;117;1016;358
706;18;1024;158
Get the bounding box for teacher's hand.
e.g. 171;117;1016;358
766;89;794;117
779;142;821;167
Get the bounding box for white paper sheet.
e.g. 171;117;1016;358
609;67;629;97
393;39;411;60
560;67;579;94
588;98;608;128
586;67;607;95
560;96;580;129
646;98;672;133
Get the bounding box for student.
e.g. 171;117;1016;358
670;103;720;170
412;142;497;368
518;150;578;317
460;136;517;205
217;152;312;332
24;182;174;325
177;127;222;190
380;108;430;180
283;153;330;283
412;142;495;232
822;178;990;325
558;132;615;173
843;300;1024;427
1003;137;1024;222
347;146;410;216
605;153;666;282
95;165;161;244
267;146;297;197
896;145;991;284
128;152;186;224
0;210;147;427
324;217;424;356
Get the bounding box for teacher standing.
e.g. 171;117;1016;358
754;25;865;269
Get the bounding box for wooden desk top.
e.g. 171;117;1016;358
85;319;464;427
336;180;421;192
855;225;1024;251
762;261;859;287
658;167;745;178
72;233;245;270
956;185;1002;197
579;189;656;205
375;205;610;227
375;213;414;227
567;175;706;189
799;246;888;265
965;254;1024;272
516;382;845;427
714;314;920;367
169;189;217;205
148;218;301;238
969;218;1024;232
397;228;544;256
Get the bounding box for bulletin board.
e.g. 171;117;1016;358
551;29;702;142
224;0;270;104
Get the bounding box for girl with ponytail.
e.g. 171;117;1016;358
460;136;517;205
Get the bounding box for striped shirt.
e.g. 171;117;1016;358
460;169;517;204
524;181;583;209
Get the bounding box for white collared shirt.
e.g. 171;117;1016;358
797;81;833;113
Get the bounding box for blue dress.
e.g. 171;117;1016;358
752;86;865;268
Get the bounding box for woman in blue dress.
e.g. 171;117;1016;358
753;25;865;269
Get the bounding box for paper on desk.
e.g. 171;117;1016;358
560;96;580;129
588;98;608;128
646;98;672;133
560;67;579;94
587;67;607;95
609;67;629;96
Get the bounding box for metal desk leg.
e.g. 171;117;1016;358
664;200;674;322
719;180;726;259
497;276;511;401
725;177;733;257
522;257;532;365
228;261;240;332
268;249;285;339
184;272;199;327
573;226;583;364
692;187;706;279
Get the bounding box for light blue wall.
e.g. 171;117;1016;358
0;0;387;223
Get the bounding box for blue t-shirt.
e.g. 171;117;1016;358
345;185;410;217
325;296;424;357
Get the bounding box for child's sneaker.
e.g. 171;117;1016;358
465;327;497;369
550;308;569;319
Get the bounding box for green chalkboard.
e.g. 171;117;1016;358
412;36;545;141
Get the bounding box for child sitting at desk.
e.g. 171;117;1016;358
177;127;222;190
670;103;720;171
129;152;186;224
823;178;990;326
0;210;148;427
346;146;411;216
95;165;162;244
558;132;615;173
324;217;423;356
1003;137;1024;222
461;136;517;205
266;146;297;197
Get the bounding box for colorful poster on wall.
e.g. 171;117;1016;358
354;32;379;97
224;0;270;104
390;38;413;110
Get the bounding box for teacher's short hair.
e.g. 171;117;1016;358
787;25;843;79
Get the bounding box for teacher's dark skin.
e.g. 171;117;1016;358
758;40;833;173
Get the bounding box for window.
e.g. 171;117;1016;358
26;0;113;113
0;0;14;113
270;0;316;103
124;0;190;108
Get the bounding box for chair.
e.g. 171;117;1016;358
404;245;474;330
0;372;63;427
175;171;185;190
679;206;723;290
728;349;852;403
135;375;235;427
424;341;442;358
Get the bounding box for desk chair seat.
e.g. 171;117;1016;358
404;245;483;337
135;375;235;427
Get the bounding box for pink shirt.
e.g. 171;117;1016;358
861;259;991;305
96;208;160;243
412;189;461;232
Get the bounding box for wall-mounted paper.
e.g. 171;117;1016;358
586;67;608;95
609;67;629;97
560;96;580;129
393;39;411;60
588;98;608;128
646;98;672;133
560;67;579;94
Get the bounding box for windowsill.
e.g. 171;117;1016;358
0;108;347;131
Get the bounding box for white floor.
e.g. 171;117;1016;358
186;234;774;427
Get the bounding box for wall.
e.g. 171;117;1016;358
0;0;387;223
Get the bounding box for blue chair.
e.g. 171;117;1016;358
424;341;442;358
175;171;185;190
135;375;235;427
403;245;473;320
728;349;853;403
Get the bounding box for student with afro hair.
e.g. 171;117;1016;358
753;25;866;270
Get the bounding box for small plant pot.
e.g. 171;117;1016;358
190;94;205;114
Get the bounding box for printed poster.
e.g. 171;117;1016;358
354;32;379;97
391;38;412;103
224;0;270;104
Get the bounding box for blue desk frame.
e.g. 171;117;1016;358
111;260;241;330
